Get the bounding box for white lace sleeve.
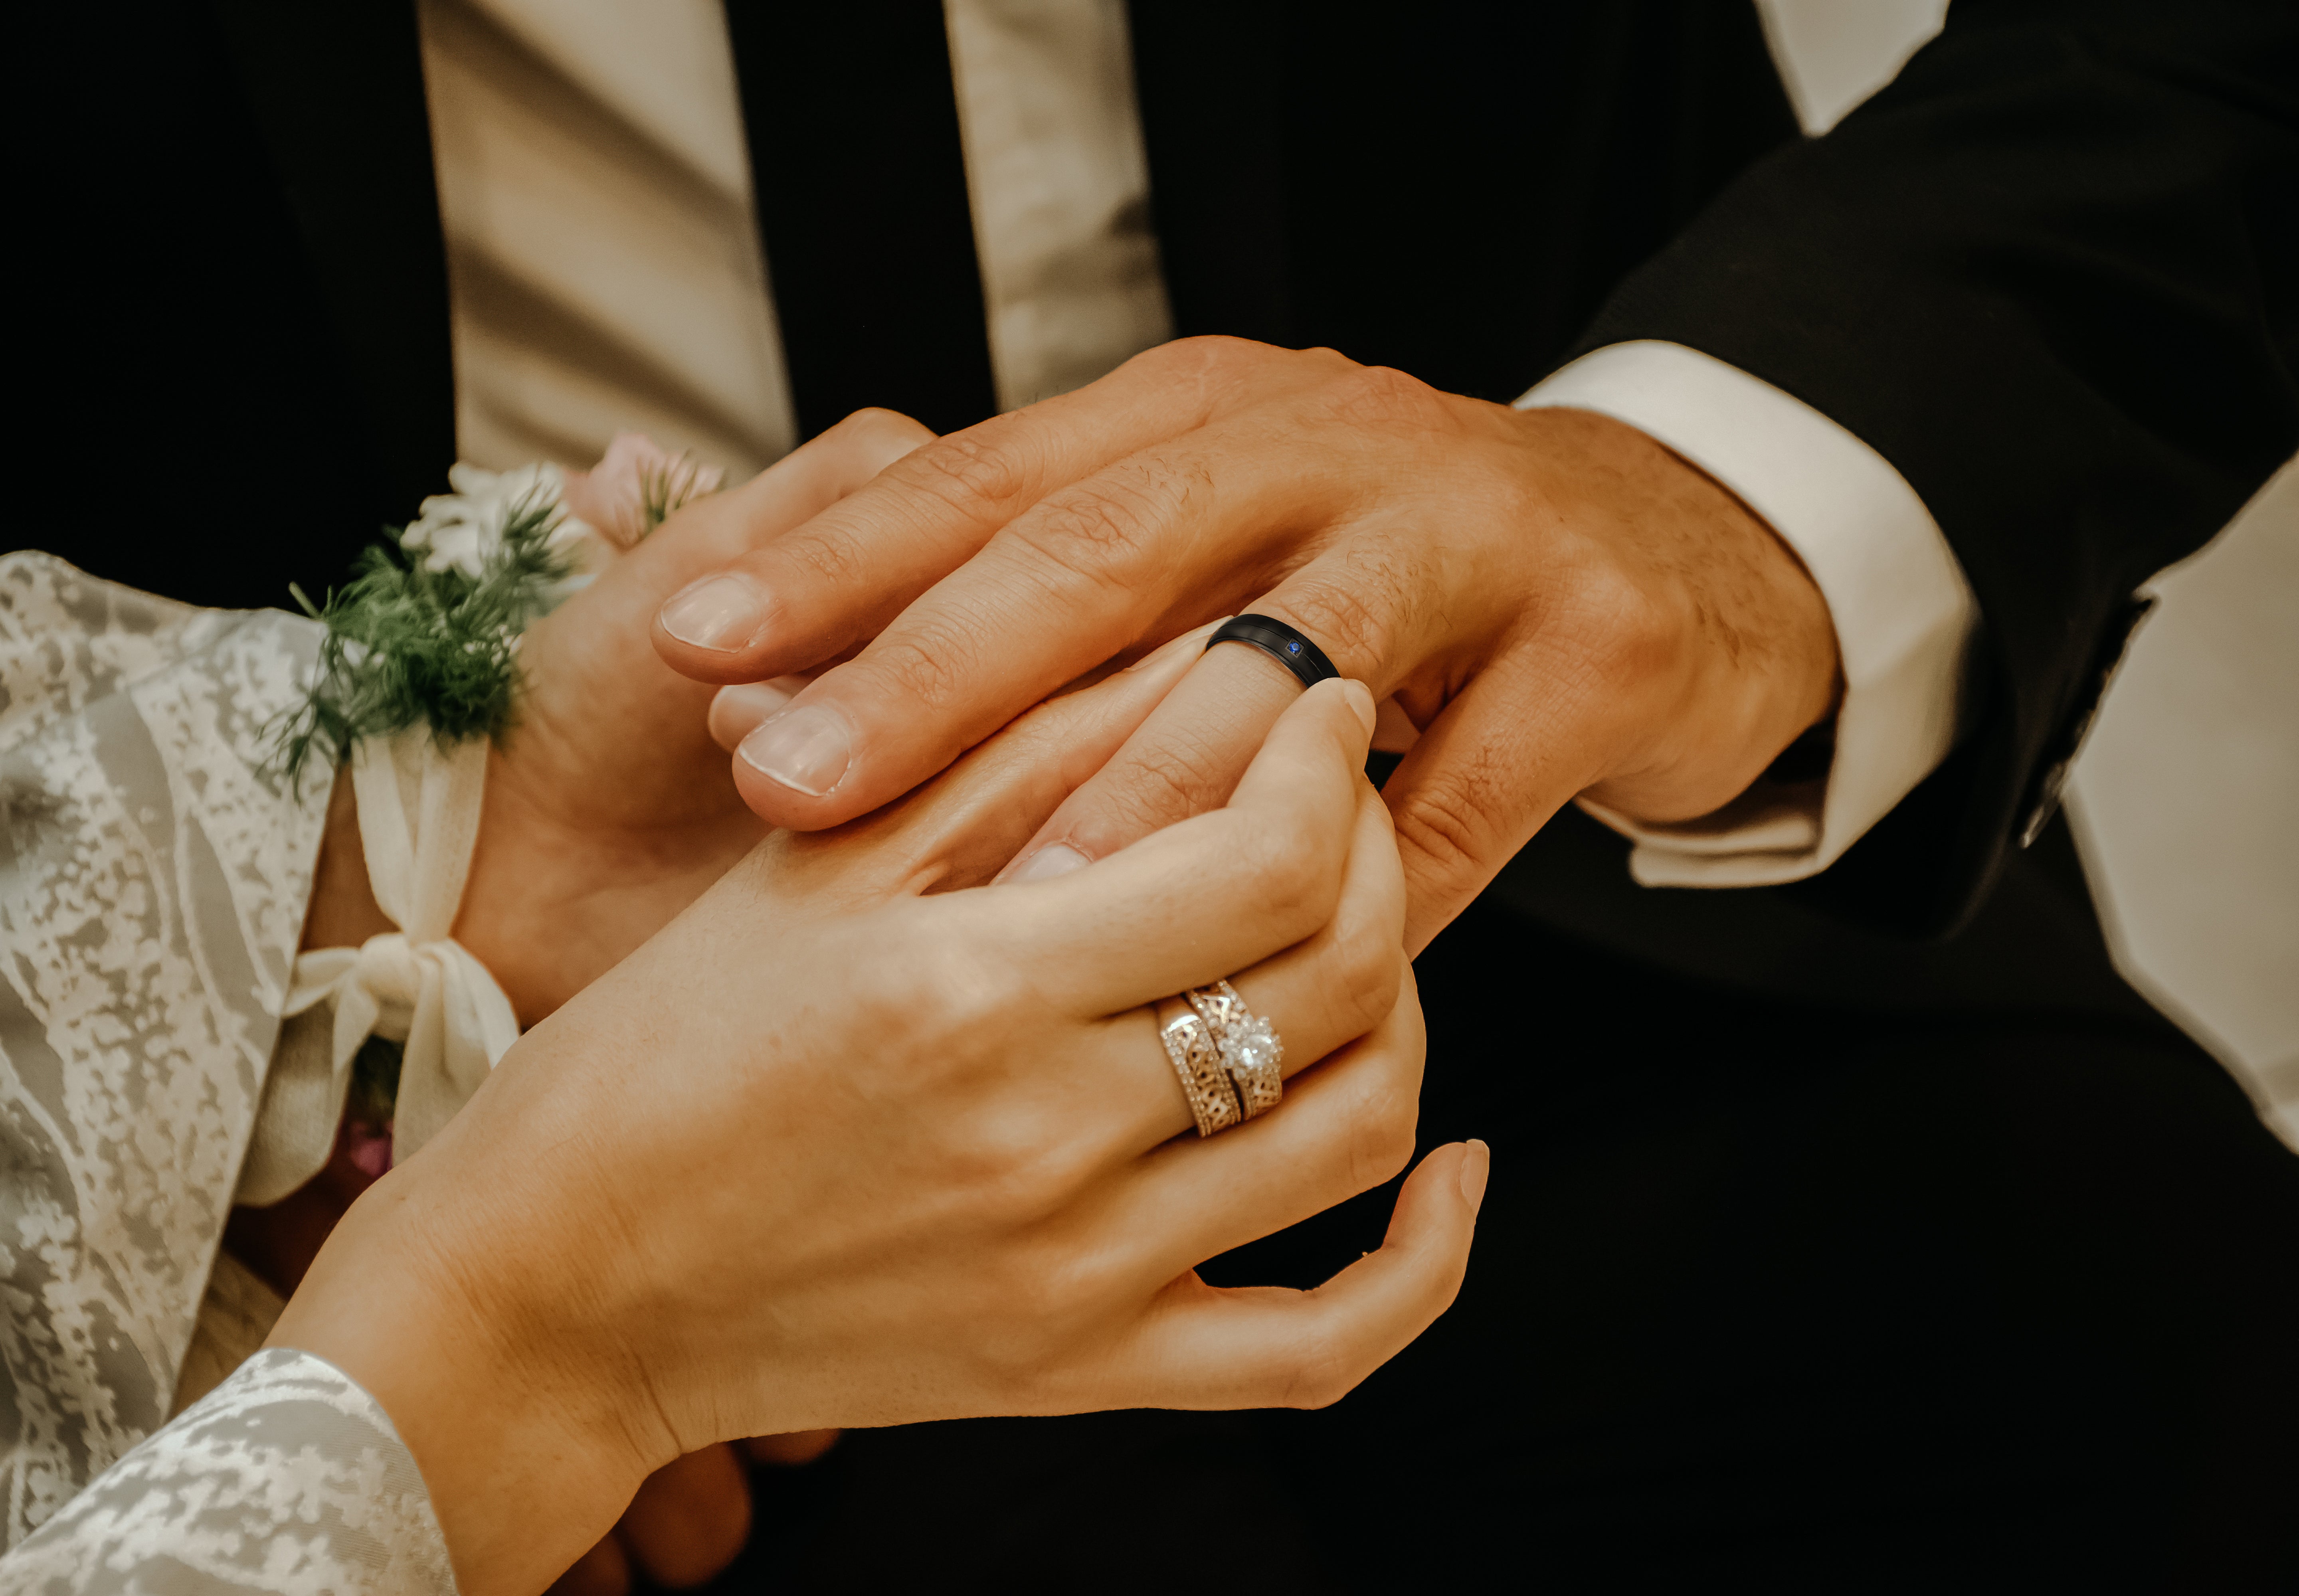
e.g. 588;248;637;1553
2;554;334;1546
0;1348;456;1596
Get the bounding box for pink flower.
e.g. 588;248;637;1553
561;431;724;550
336;1115;394;1185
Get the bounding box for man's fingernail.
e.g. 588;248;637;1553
737;706;852;796
660;573;766;652
1007;841;1091;883
1458;1139;1490;1214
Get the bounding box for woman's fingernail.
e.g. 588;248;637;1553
1458;1139;1490;1214
1007;841;1091;883
708;680;798;751
1371;694;1422;754
660;573;766;652
1340;678;1378;737
737;706;852;796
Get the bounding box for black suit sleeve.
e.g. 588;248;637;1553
13;2;455;614
1573;0;2299;935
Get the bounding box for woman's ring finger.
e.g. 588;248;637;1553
1155;979;1284;1137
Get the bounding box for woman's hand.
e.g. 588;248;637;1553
252;412;934;1593
270;669;1486;1596
451;408;934;1026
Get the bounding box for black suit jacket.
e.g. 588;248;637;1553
14;0;2295;957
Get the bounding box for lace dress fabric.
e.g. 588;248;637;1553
0;555;331;1548
4;1349;455;1595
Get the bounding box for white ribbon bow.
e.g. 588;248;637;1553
236;730;517;1204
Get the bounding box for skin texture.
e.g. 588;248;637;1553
269;679;1487;1596
245;334;1822;1588
454;410;940;1027
241;413;940;1590
239;783;777;1594
653;337;1842;951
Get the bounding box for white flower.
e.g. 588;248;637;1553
398;461;599;579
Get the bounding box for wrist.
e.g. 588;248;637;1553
449;746;634;1027
307;738;575;1030
1519;406;1841;824
268;1122;662;1596
448;750;572;1025
300;767;396;953
453;742;759;1027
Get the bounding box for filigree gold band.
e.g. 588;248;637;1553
1156;979;1284;1137
1158;1000;1242;1137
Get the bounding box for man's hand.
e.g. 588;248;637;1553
452;409;932;1022
652;338;1839;949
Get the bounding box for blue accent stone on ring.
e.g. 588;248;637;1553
1287;641;1301;653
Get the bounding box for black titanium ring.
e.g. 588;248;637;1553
1206;615;1340;691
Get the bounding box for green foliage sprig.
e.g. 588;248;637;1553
274;491;576;785
639;453;711;538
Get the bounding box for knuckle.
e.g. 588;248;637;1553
1321;363;1445;434
1545;558;1684;688
1021;489;1149;568
832;940;935;1040
1159;334;1266;384
1097;761;1203;839
861;625;981;715
839;945;977;1067
1276;1322;1367;1410
902;426;1034;518
1144;336;1347;411
772;516;875;594
1346;1078;1419;1189
1185;333;1262;364
1009;464;1188;590
1322;914;1404;1038
833;406;935;458
1238;815;1335;930
886;926;1028;1046
1268;568;1404;679
951;1119;1074;1229
1156;335;1349;383
1092;726;1239;836
1387;767;1498;882
969;1240;1107;1383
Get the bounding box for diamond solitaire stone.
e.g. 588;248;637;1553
1235;1017;1282;1073
1181;980;1284;1120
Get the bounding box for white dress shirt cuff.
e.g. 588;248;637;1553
1517;340;1978;888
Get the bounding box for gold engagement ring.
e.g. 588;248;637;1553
1156;979;1284;1137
